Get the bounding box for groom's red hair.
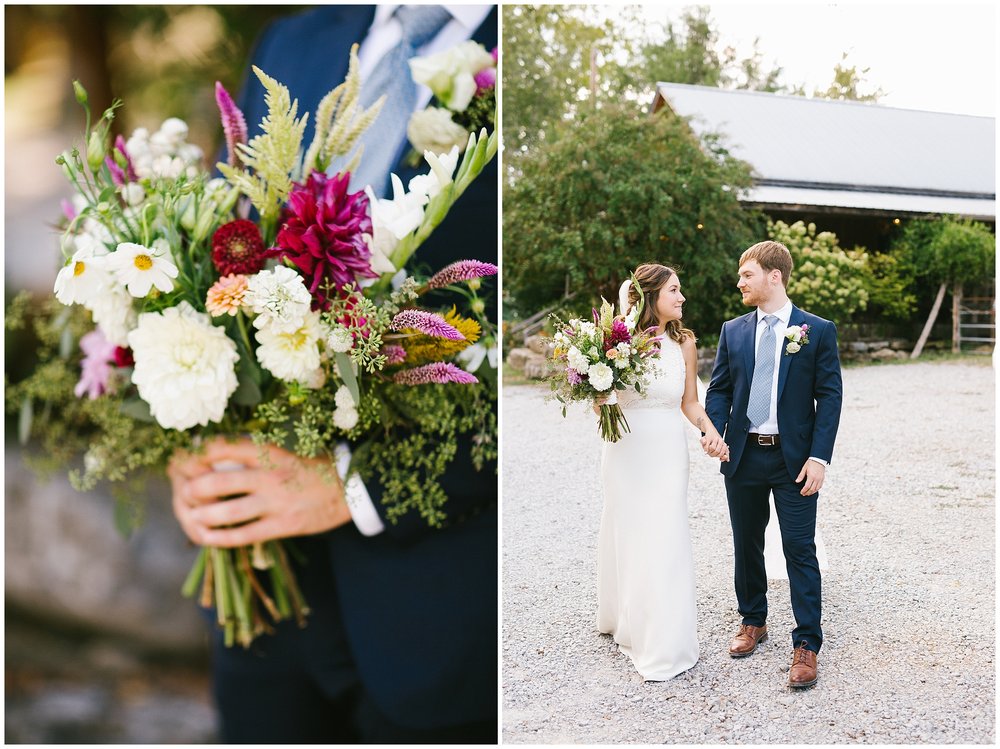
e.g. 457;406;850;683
740;241;793;287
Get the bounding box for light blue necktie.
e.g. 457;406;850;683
747;314;778;429
345;5;452;197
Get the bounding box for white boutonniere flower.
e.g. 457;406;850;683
784;324;811;355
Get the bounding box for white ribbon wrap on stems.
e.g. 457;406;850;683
618;278;633;316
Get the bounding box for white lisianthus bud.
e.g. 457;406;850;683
786;342;801;354
406;108;469;156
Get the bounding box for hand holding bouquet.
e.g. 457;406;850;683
547;295;661;442
7;43;498;648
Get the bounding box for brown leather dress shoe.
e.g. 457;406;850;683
728;623;768;657
788;642;818;689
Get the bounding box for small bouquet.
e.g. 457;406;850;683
6;43;498;648
546;293;661;442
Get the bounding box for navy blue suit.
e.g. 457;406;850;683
211;7;498;743
705;305;842;653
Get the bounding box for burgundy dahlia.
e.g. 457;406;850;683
603;319;632;351
212;219;266;276
266;172;374;309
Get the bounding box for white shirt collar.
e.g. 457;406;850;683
371;5;488;33
757;300;793;325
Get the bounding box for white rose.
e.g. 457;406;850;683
588;362;614;391
127;302;239;430
406;108;469;156
408;41;494;110
786;341;801;354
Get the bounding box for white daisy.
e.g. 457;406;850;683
105;241;179;298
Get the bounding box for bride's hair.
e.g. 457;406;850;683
626;263;695;345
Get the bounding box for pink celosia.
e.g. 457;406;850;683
266;172;374;309
393;362;478;386
215;81;248;168
381;344;407;366
390;310;465;341
425;260;498;290
75;329;118;399
205;274;250;317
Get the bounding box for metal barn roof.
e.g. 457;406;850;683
652;82;996;220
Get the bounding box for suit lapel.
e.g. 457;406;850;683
741;311;757;386
777;305;805;401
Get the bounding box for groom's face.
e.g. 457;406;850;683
736;259;775;307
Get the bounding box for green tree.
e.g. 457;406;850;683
808;52;885;102
504;104;762;337
893;216;996;355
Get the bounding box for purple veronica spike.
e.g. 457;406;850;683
426;260;498;289
215;81;248;168
390;310;465;341
393;362;479;386
382;344;407;365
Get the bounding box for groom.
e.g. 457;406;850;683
705;241;842;690
170;5;498;743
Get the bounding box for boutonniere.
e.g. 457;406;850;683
404;41;497;165
784;324;810;355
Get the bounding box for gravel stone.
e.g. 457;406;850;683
502;360;995;744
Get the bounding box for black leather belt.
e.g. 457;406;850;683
748;433;780;447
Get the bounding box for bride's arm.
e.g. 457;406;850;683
679;337;729;461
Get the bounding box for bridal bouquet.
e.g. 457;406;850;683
547;295;661;442
6;45;498;648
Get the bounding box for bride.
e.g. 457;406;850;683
596;263;728;681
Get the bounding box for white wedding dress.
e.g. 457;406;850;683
597;336;699;681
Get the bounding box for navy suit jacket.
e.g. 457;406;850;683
236;6;498;730
705;305;843;480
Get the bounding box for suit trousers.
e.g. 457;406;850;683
207;535;496;744
724;441;823;653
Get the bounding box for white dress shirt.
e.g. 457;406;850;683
338;4;492;536
753;300;827;467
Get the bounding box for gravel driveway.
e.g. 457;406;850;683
502;360;995;744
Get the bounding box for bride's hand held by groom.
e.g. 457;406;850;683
167;437;351;548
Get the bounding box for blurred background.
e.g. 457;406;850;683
5;6;304;742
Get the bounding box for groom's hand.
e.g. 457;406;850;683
795;460;826;496
167;437;351;547
700;433;730;462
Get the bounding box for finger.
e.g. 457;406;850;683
200;438;275;469
168;451;213;482
186;469;265;506
192;494;266;529
202;517;287;548
795;465;807;483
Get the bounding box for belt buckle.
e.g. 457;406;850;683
757;434;776;446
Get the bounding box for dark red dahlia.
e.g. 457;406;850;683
603;319;632;351
212;219;266;276
266;172;374;309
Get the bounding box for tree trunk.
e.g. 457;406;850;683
951;282;963;353
911;282;948;359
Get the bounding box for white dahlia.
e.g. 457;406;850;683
587;362;614;391
127;302;240;430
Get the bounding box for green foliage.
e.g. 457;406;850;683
894;216;996;286
808;52;885;102
768;220;869;324
504;103;761;337
862;250;918;321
